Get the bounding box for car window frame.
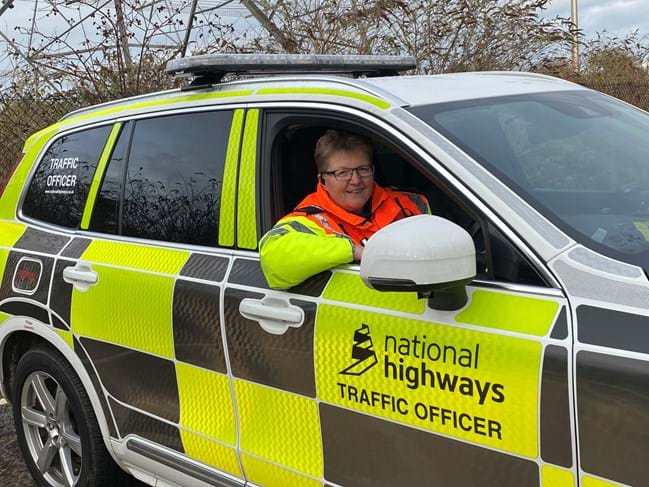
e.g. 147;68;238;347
251;101;559;292
18;119;117;233
17;104;248;255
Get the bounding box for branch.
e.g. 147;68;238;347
240;0;299;53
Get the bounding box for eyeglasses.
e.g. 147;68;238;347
320;165;375;181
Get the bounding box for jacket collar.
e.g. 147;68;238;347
313;182;388;226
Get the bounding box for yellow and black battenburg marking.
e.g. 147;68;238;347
312;277;574;487
573;305;649;486
63;239;242;479
0;226;68;325
316;305;537;455
1;221;584;486
577;348;649;486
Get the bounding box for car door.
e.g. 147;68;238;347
65;108;247;485
223;105;577;487
219;107;326;486
2;123;113;350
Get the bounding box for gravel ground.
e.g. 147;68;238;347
0;398;35;486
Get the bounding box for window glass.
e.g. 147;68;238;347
268;115;545;287
409;91;649;270
122;110;232;246
90;123;130;234
22;125;111;228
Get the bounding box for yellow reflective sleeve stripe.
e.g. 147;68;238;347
241;454;322;487
176;363;236;444
456;290;559;336
237;109;259;249
0;311;10;324
0;127;58;220
234;379;323;477
323;272;425;314
71;265;175;358
542;465;575;487
81;123;122;230
257;87;390;110
218;109;244;247
583;476;621;487
0;221;26;247
259;216;353;289
80;240;188;274
180;429;242;478
55;329;74;349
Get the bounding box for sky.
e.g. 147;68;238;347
543;0;649;38
1;0;648;82
4;0;649;48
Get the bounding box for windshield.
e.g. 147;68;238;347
409;90;649;270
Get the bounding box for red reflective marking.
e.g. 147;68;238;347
16;269;38;283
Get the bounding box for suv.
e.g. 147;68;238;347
1;54;648;487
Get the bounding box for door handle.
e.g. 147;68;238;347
239;297;304;335
62;263;98;292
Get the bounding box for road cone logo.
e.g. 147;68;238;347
339;324;378;376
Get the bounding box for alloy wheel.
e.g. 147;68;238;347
20;371;83;487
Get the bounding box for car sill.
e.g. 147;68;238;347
126;437;244;487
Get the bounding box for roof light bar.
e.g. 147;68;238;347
166;54;416;84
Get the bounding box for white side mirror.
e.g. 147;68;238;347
360;214;476;310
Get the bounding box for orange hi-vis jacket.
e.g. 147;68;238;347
259;183;430;288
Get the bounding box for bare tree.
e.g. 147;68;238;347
4;0;247;101
246;0;572;73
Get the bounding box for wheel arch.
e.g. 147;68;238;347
0;319;118;458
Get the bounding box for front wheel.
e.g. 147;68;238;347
12;347;127;487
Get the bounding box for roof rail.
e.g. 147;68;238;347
166;54;416;88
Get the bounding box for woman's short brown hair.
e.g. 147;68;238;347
314;130;373;172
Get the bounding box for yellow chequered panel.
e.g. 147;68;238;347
80;239;188;275
237;109;259;250
315;304;542;458
176;363;236;445
456;290;559;336
242;454;322;487
542;465;575;487
180;429;242;479
0;312;10;324
235;380;323;477
323;272;425;314
71;265;175;358
55;329;74;349
0;127;57;220
583;476;622;487
0;221;26;247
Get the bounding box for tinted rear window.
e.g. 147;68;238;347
120;110;233;246
22;125;111;228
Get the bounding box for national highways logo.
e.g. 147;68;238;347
339;324;378;376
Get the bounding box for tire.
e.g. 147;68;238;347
11;346;130;487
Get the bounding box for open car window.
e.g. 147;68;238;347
261;110;547;287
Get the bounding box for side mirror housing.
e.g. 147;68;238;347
360;215;476;310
